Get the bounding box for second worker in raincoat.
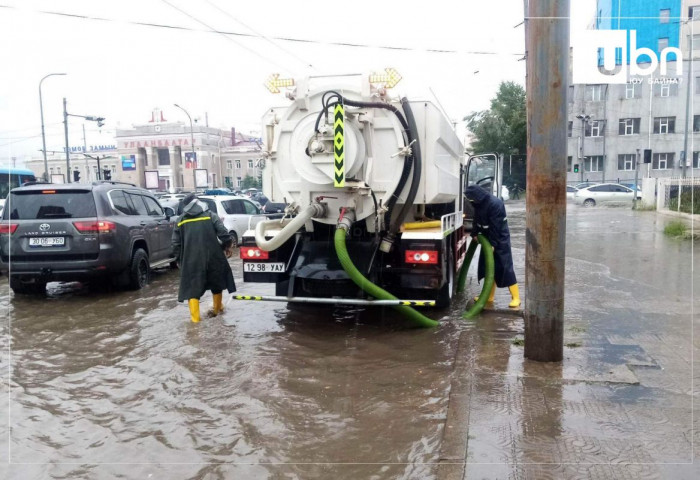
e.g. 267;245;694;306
465;185;520;308
172;194;236;322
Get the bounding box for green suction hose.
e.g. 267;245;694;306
462;234;495;319
456;238;479;293
334;228;439;328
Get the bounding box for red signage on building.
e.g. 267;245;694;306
121;138;196;149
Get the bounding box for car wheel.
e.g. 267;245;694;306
128;248;150;290
583;199;596;207
229;231;238;248
10;277;47;295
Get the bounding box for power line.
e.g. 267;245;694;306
0;4;524;57
202;0;316;70
158;0;293;74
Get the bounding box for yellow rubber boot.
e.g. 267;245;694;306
188;299;201;323
475;284;496;303
508;284;521;308
213;293;223;315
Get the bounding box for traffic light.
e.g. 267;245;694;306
73;170;81;182
103;169;112;181
573;164;579;173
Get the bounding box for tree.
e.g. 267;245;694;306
464;81;526;156
241;174;261;190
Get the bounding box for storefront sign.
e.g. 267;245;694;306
121;155;136;171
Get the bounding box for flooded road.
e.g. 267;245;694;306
0;244;476;479
1;202;697;479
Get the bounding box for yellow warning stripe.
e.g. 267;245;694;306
234;295;263;301
177;216;211;227
334;103;344;187
400;301;436;307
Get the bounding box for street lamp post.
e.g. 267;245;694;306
39;73;66;181
576;114;590;183
174;103;196;167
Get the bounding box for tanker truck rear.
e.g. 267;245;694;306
239;73;468;309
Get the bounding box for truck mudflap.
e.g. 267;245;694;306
231;295;435;307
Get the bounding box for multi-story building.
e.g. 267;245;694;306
567;0;700;184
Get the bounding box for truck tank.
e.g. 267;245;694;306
261;78;463;228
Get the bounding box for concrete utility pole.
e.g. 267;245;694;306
524;0;569;362
576;113;590;182
39;73;66;181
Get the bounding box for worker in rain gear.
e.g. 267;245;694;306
172;193;236;322
465;185;520;308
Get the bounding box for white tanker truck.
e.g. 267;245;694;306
238;73;475;320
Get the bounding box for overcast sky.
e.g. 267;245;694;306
0;0;594;164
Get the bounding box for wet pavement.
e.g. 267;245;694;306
0;202;697;479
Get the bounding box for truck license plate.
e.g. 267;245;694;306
243;262;284;273
29;237;65;247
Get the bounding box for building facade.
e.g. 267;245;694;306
567;0;700;184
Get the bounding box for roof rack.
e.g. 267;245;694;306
92;180;136;187
21;181;53;186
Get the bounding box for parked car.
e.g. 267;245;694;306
619;183;642;199
197;195;268;247
0;181;177;294
573;183;635;207
262;202;286;214
574;181;599;189
566;185;579;199
158;193;187;202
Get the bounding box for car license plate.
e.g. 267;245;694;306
243;262;284;273
29;237;65;247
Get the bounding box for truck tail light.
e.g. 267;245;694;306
240;246;269;260
0;223;18;234
73;220;116;234
405;250;438;264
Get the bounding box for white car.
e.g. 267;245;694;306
198;195;265;247
573;183;635;207
566;185;579;199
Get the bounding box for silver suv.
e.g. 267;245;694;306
0;181;177;294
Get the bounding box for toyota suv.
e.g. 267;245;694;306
0;181;177;295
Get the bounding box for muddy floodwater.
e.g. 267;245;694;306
0;203;698;479
0;242;475;479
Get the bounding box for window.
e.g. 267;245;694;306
625;82;641;99
221;199;244;214
157;149;170;166
617;154;637;170
660;9;670;23
692;34;700;50
654;82;678;97
248;159;254;169
127;193;149;215
567;156;572;172
49;167;54;173
235;160;241;169
568;85;574;104
690;6;700;20
694;115;700;132
242;200;259;215
7;191;96;220
658;37;669;51
589;184;611;192
585;120;603;137
696;77;700;94
652;152;674;170
585;85;602;102
109;190;134;215
143;196;163;216
226;160;232;170
584;155;603;172
56;167;61;174
567;121;573;137
693;152;700;168
618;118;640;135
653;116;675;134
236;176;242;187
